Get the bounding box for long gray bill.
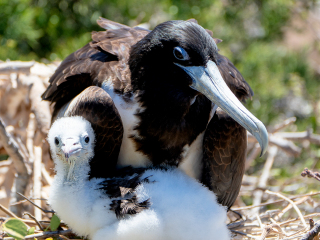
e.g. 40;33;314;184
175;60;268;156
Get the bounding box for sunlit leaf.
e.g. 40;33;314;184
27;226;35;235
1;218;28;240
50;214;60;231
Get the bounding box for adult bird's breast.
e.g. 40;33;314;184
101;80;150;167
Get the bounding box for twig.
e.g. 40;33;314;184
228;210;280;230
245;143;261;171
26;75;51;140
274;130;320;145
23;212;44;231
41;164;53;186
275;196;309;221
272;117;297;133
0;204;19;219
309;219;315;230
269;135;301;156
26;113;35;163
16;192;54;214
9;200;27;206
0;61;35;75
59;235;71;240
230;230;260;239
259;224;274;240
0;160;12;168
248;133;301;156
0;118;31;216
232;191;320;211
251;146;278;215
280;213;320;226
3;229;72;239
301;168;320;182
300;221;320;240
0;206;31;228
33;146;42;220
265;190;308;228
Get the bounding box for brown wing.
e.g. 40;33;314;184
65;86;123;179
216;53;253;102
201;109;247;209
41;17;149;119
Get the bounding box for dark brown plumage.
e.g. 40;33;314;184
99;167;152;218
202;109;247;208
64;86;123;179
42;18;266;209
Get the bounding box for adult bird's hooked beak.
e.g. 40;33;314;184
175;60;268;156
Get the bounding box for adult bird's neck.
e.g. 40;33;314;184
132;90;212;166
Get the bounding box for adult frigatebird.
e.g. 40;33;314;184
42;18;268;208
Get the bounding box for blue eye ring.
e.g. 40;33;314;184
173;47;190;61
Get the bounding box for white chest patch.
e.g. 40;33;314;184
102;81;150;167
179;132;205;180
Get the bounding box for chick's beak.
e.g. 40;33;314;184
61;138;82;160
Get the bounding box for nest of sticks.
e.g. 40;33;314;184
0;60;319;240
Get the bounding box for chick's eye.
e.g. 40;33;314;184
54;137;59;145
84;136;90;143
173;47;190;61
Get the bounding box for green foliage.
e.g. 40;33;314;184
27;227;35;235
1;218;28;240
50;214;61;231
1;0;319;129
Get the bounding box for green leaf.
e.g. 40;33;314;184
2;218;28;240
27;226;35;235
50;214;60;231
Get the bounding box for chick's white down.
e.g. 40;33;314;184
48;117;230;240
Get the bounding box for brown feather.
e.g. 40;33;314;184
65;86;123;179
202;109;247;209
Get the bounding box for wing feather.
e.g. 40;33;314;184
65;86;123;179
41;18;149;119
202;109;247;209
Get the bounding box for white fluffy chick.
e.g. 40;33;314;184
48;116;230;240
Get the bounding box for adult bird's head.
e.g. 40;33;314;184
129;20;268;155
48;116;95;181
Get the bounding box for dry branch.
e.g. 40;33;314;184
0;203;18;219
0;61;35;75
246;143;261;170
251;146;278;215
275;196;309;221
272;117;297;133
232;191;320;211
0;118;31;216
300;221;320;240
274;131;320;145
301;168;320;182
33;146;42;220
26;75;51;139
248;133;301;156
265;190;307;228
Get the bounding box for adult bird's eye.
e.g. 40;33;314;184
84;136;90;143
54;137;59;145
173;47;190;61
